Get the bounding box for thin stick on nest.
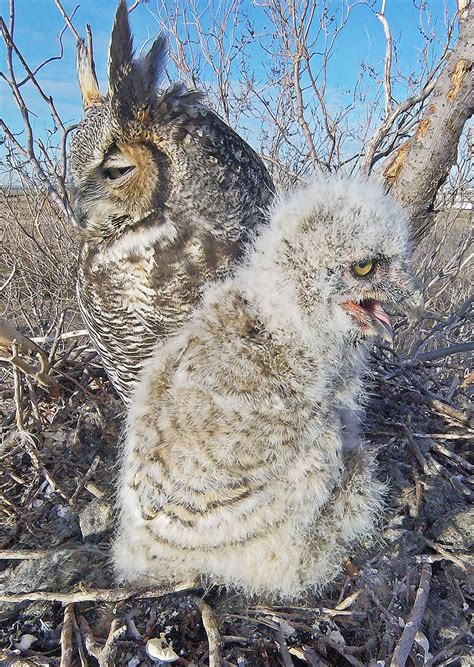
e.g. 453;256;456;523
429;441;474;473
72;614;88;667
0;548;66;560
0;581;197;604
60;603;75;667
19;433;71;504
389;564;432;667
77;615;103;660
69;455;101;505
12;342;24;431
193;596;223;667
275;630;294;667
417;536;468;571
98;617;127;667
404;425;429;474
313;632;364;667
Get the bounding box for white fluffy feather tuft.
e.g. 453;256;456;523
113;175;415;599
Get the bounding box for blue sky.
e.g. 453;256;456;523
0;0;457;162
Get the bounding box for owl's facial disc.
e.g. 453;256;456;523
343;299;393;342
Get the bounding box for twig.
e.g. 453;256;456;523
0;650;60;666
275;630;294;667
1;320;58;389
0;548;66;559
0;581;197;604
361;78;437;173
78;615;102;660
404;427;429;474
0;13;75;217
426;454;474;500
430;442;474;473
333;590;360;611
376;0;393;117
128;0;143;12
70;455;101;505
84;481;105;499
413;433;473;440
193;596;223;667
425;630;470;666
31;329;89;344
99;618;127;667
54;0;81;41
72;614;88;667
11;341;24;430
60;603;75;667
48;310;67;364
415;342;474;363
418;536;468;572
314;632;364;667
19;433;71;504
430;400;472;427
390;564;432;667
0;262;16;293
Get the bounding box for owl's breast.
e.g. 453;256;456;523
77;231;246;401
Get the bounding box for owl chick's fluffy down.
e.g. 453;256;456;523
113;176;422;600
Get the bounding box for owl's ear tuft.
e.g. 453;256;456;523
108;2;168;126
142;35;167;97
77;38;103;109
108;0;134;96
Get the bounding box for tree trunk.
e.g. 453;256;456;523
384;1;473;240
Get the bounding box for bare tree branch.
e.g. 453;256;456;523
385;3;474;238
376;0;393;118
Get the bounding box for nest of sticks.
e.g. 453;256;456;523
0;291;472;666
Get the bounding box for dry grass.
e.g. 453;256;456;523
0;187;79;337
0;191;472;666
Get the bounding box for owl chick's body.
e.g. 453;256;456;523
114;176;421;599
70;2;274;401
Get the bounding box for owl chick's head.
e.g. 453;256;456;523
249;176;422;344
69;1;203;243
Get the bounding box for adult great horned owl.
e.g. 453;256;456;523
70;1;274;402
113;176;423;599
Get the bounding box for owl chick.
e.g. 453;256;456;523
113;176;422;599
70;1;274;402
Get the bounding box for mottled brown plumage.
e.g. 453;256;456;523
70;1;274;401
113;176;422;599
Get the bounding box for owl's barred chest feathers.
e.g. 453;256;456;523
71;19;274;404
77;227;250;400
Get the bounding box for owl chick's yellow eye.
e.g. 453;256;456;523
352;259;375;277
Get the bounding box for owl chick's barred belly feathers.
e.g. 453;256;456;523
113;176;423;599
70;1;274;402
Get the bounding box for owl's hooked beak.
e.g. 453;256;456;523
343;299;394;342
343;276;424;343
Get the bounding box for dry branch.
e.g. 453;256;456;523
0;8;75;219
0;548;66;560
193;596;223;667
60;603;75;667
386;3;474;238
376;0;393;118
389;564;432;667
0;582;197;604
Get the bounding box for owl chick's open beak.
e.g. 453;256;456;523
343;299;394;342
343;279;424;343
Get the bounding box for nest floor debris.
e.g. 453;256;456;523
0;320;472;666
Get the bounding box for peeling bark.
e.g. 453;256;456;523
385;3;473;240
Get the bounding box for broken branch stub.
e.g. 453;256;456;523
385;4;474;240
0;319;59;391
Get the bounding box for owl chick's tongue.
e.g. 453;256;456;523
363;299;393;341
